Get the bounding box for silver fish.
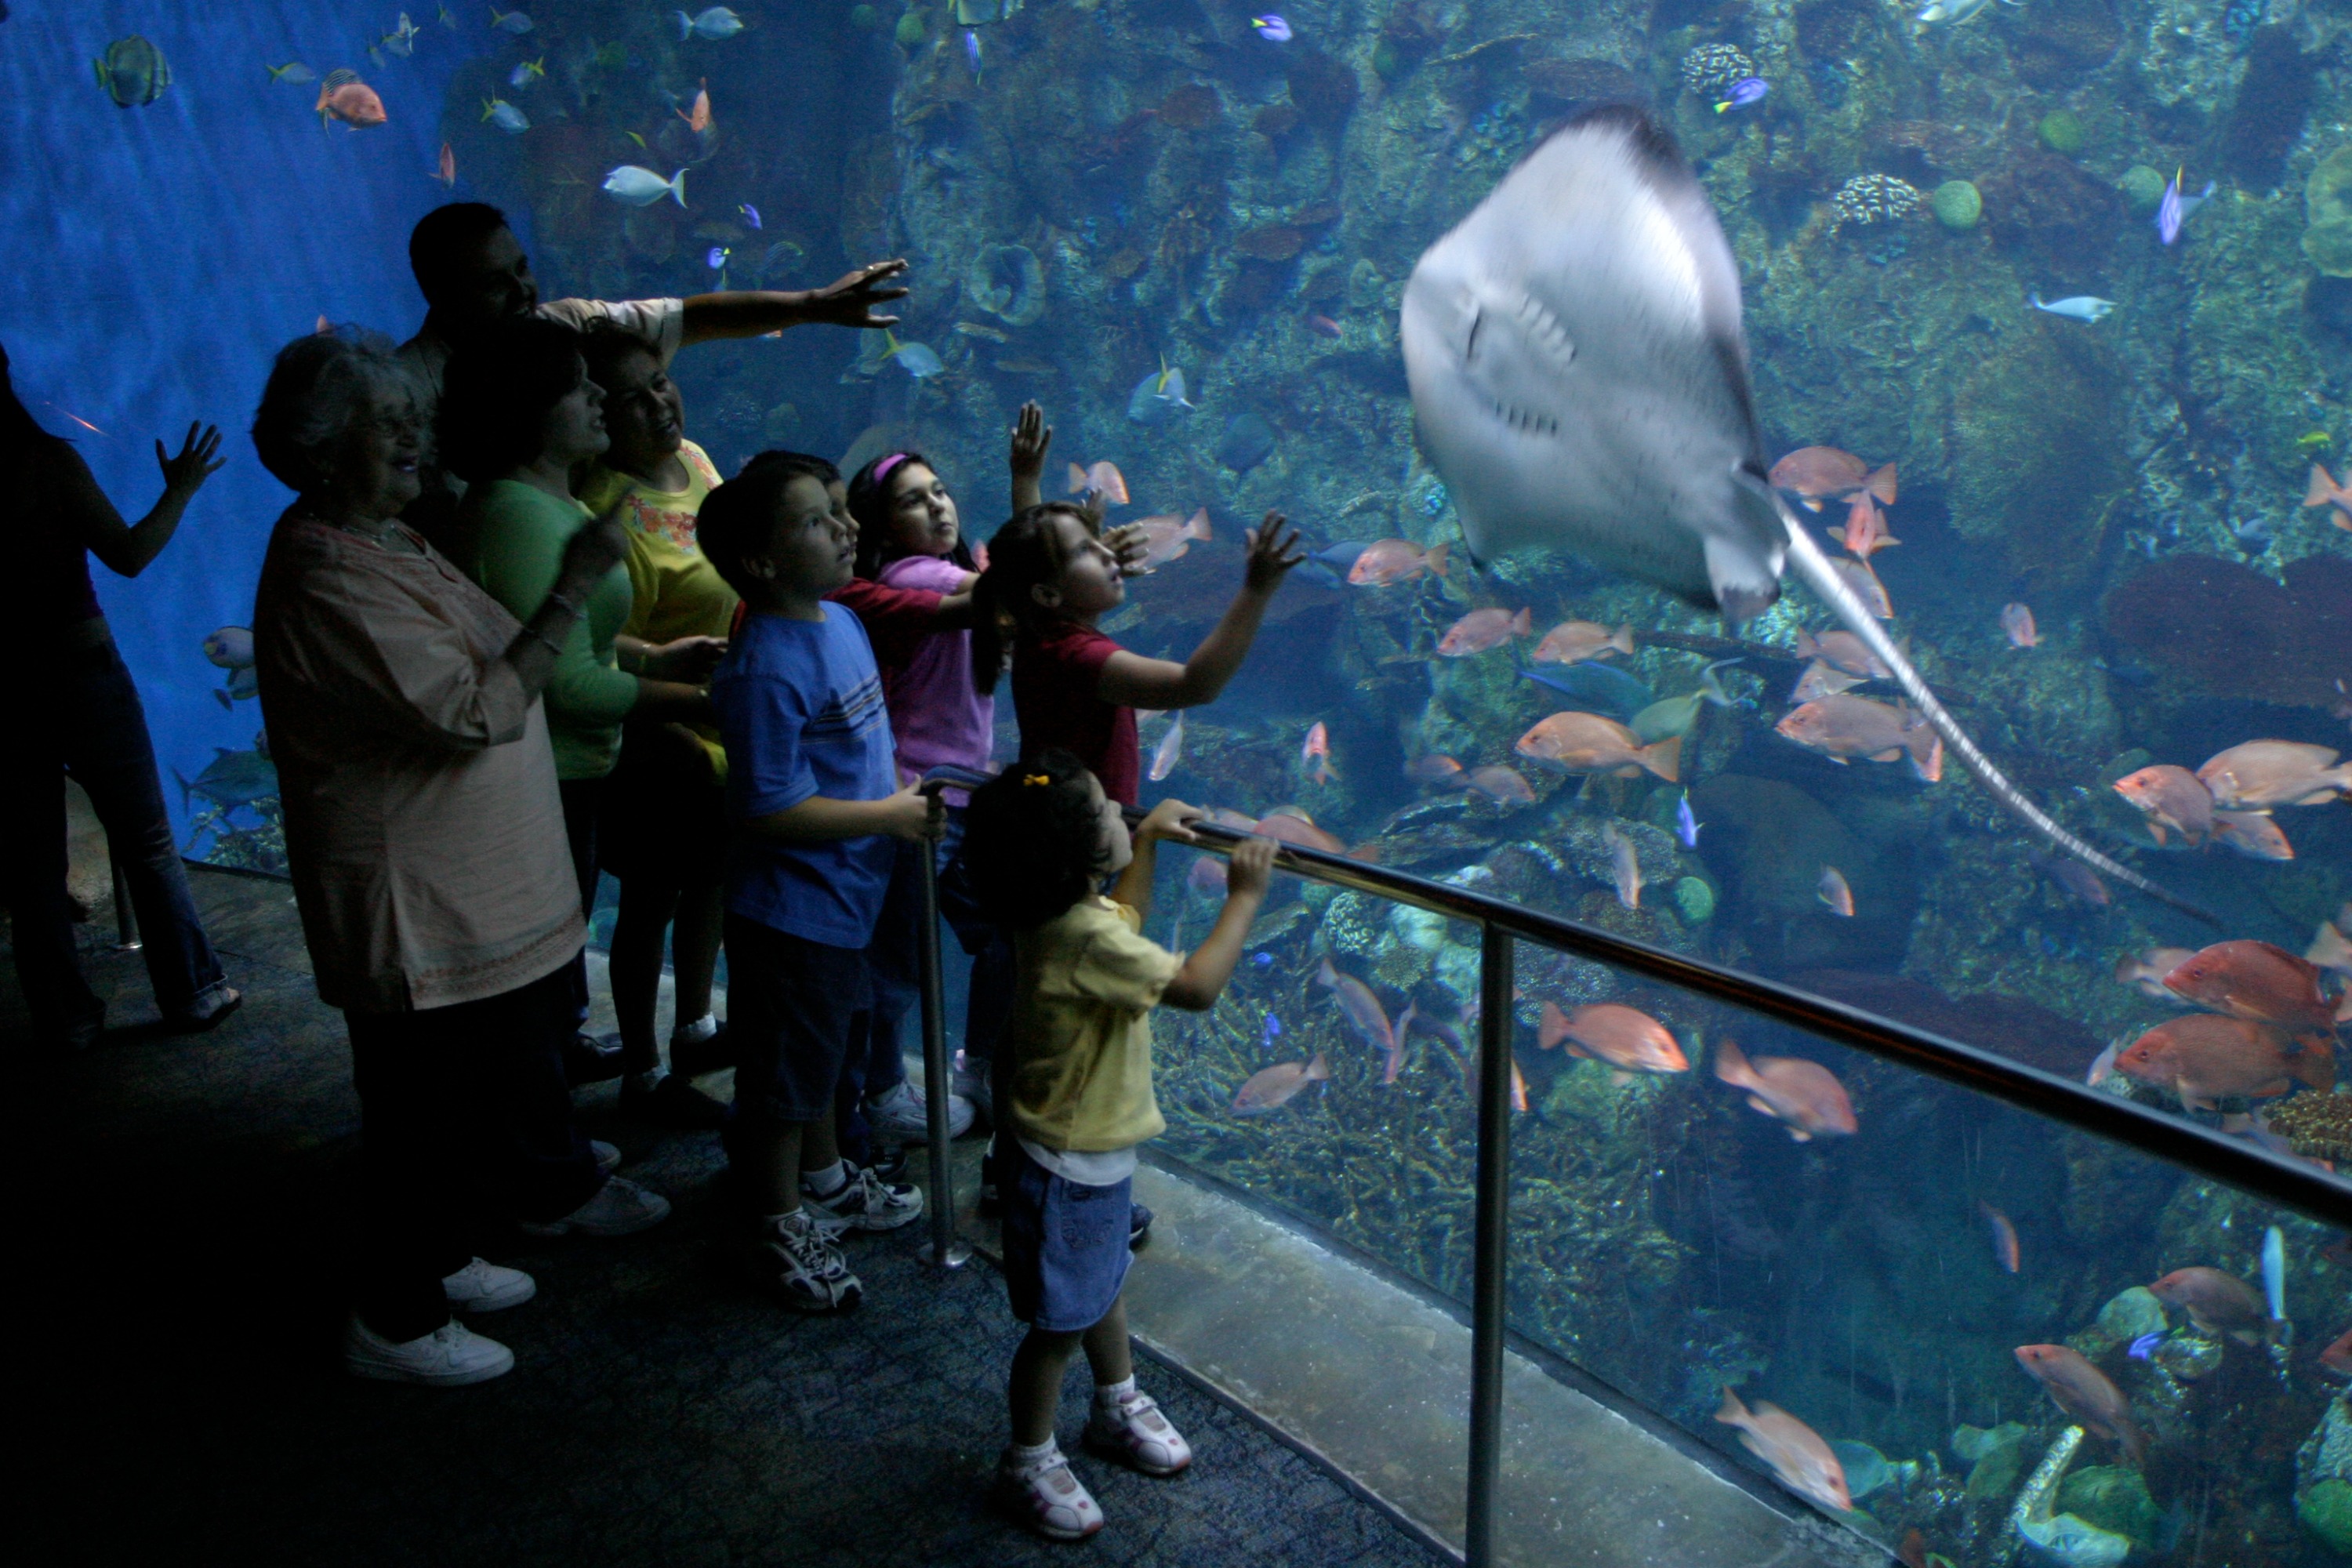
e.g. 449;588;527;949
1916;0;1994;24
1399;106;2209;922
2031;294;2114;323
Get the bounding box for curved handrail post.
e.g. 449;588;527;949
1465;923;1514;1567
917;766;996;1272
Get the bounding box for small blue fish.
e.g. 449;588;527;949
738;202;761;229
1675;796;1701;848
508;56;543;87
488;5;532;34
176;747;279;810
677;6;746;39
1251;14;1292;42
883;329;943;379
1252;952;1274;968
438;4;458;27
1713;76;1768;113
267;61;317;85
2030;293;2114;323
964;28;982;74
382;12;422;56
1516;661;1655;720
706;245;730;270
2157;169;2217;245
481;96;528;132
1262;1011;1282;1043
2126;1330;2165;1361
602;163;688;206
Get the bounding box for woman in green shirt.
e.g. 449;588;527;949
440;317;719;1074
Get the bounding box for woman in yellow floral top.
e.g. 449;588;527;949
575;324;739;1127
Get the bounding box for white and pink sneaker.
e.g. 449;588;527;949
1086;1390;1192;1476
998;1443;1105;1541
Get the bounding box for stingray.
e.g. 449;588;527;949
1400;105;2210;921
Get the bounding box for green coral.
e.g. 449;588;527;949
1673;877;1715;924
2300;1479;2352;1557
2057;1466;2161;1549
1931;180;1982;231
2036;111;2085;156
848;3;883;27
2118;165;2167;214
2304;149;2352;278
893;9;927;46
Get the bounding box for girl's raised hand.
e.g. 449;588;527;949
1241;512;1305;593
1009;401;1052;482
1104;521;1152;576
1136;798;1203;845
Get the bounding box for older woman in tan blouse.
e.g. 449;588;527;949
249;329;670;1389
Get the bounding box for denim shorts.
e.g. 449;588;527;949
1000;1142;1134;1332
722;913;871;1125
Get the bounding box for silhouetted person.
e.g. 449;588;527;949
0;340;240;1049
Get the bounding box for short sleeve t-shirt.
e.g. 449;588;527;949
1004;897;1181;1156
1012;621;1138;806
712;604;898;947
875;554;992;785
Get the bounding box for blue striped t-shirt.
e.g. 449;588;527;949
713;603;898;946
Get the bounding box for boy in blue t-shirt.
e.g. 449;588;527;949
699;452;944;1312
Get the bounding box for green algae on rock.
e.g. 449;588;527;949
2118;164;2168;213
1932;180;1983;230
1672;877;1715;924
2037;110;2086;155
2307;148;2352;278
893;9;926;46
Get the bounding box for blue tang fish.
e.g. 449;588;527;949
1515;661;1654;720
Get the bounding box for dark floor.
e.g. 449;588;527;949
14;866;1449;1567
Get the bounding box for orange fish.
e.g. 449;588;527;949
1714;1038;1856;1140
1837;491;1900;558
1437;606;1531;657
1776;693;1941;780
2000;602;2038;648
1769;446;1896;514
1405;753;1465;785
1254;808;1345;855
1979;1201;2020;1272
2307;918;2352;976
677;79;712;135
1540;1003;1689;1078
2114;1014;2334;1111
434;139;456;187
1532;620;1634;664
2211;810;2293;861
1065;459;1130;505
2195;740;2352;810
1817;867;1854;917
1316;958;1393;1058
1829;556;1892;618
1714;1388;1852;1512
1463;764;1535;804
1132;507;1210;568
2148;1266;2272;1341
315;68;387;128
1788;659;1864;704
2161;940;2337;1036
1347;537;1450;585
2321;1327;2352;1380
1791;629;1892;680
2013;1345;2149;1465
1515;712;1679;781
2304;463;2352;530
2113;946;2198;1000
1232;1051;1330;1114
2111;764;2213;847
1605;823;1642;909
1301;721;1334;785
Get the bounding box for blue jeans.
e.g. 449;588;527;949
4;633;226;1042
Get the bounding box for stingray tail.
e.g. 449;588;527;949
1776;508;2219;926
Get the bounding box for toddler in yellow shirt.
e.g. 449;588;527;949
959;748;1275;1541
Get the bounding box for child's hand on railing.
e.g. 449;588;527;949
1135;798;1203;845
1225;836;1276;899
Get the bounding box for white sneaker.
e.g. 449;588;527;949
740;1209;862;1312
343;1313;514;1387
865;1078;975;1141
441;1257;535;1312
590;1139;621;1176
952;1054;993;1125
998;1444;1105;1541
1087;1389;1192;1475
803;1163;924;1232
517;1174;672;1237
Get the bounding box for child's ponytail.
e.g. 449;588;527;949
961;748;1107;928
969;500;1098;696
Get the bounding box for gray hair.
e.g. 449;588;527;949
250;326;430;491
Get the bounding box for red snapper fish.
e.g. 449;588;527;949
1065;459;1130;505
1776;694;1942;781
1980;1203;2021;1272
1604;823;1642;909
1817;866;1855;917
1347;538;1450;585
2111;764;2214;847
1516;712;1679;781
2211;810;2293;861
1539;1003;1689;1077
1464;764;1536;804
1406;753;1465;785
2307;918;2352;977
2305;463;2352;531
2161;940;2338;1035
1829;556;1892;618
2195;740;2352;810
1133;507;1210;568
1789;660;1864;704
1768;446;1896;514
1437;606;1531;656
2113;946;2198;1000
2001;602;2038;648
1714;1388;1852;1512
316;68;388;127
1714;1038;1856;1140
2148;1266;2272;1341
1316;959;1394;1060
2013;1345;2150;1465
1532;620;1634;664
1301;721;1335;785
2321;1327;2352;1380
1837;491;1900;558
1232;1051;1330;1114
2114;1014;2335;1110
1792;629;1893;679
1254;807;1345;854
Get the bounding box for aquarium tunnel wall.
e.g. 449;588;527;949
6;0;2350;1563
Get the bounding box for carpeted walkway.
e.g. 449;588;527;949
13;866;1450;1567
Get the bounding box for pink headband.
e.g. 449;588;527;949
872;452;912;485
